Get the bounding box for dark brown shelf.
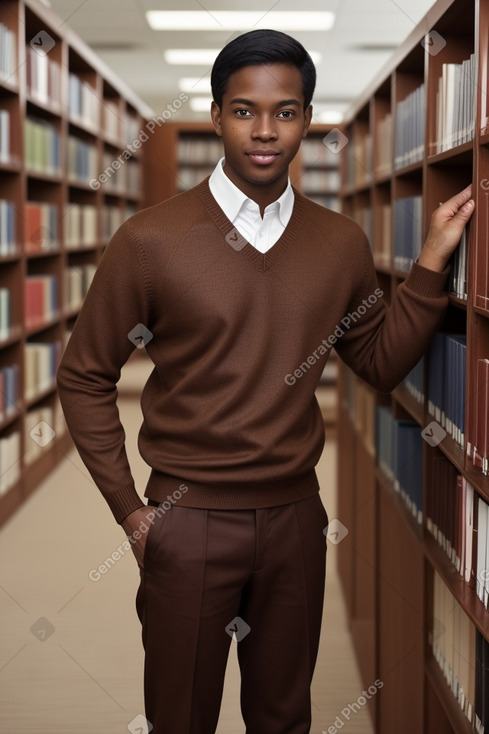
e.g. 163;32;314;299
25;170;63;183
426;140;474;165
0;158;21;173
25;380;57;408
376;465;424;544
26;95;62;118
425;658;475;734
0;407;22;433
68;116;99;138
0;325;23;348
25;313;61;336
0;251;22;264
392;383;425;427
392;159;423;177
424;532;489;637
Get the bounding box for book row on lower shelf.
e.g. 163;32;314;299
376;404;489;612
0;22;16;85
0;399;67;498
432;571;488;733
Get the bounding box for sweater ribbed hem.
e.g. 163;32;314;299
405;262;450;297
109;484;145;524
144;469;320;510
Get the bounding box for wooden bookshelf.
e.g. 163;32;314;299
0;0;151;528
337;0;489;732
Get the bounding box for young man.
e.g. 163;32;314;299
57;29;474;734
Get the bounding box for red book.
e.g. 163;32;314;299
25;203;42;254
25;278;44;328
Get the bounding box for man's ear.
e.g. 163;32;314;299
211;101;223;137
303;104;313;137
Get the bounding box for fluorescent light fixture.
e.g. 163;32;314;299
165;49;220;65
189;96;214;112
179;77;212;94
313;110;345;124
165;48;322;66
147;11;335;32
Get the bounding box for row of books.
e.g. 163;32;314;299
0;22;16;83
67;136;98;184
450;226;468;300
65;204;98;248
24;275;58;330
301;136;342;167
65;265;96;311
301;169;341;193
0;200;16;255
374;203;392;267
351;205;373;251
375;113;393;178
26;45;61;108
25;117;61;176
124;115;142;146
0;430;20;496
393;195;423;272
307;195;341;213
25;340;62;401
178;165;216;192
344;133;373;189
178;137;224;166
25;202;58;254
469;358;489;477
100;151;140;195
376;405;423;523
0;109;10;162
428;332;467;449
394;84;426;170
432;571;488;732
402;356;425;405
68;74;99;130
102;205;126;241
0;364;20;422
426;452;475;581
435;54;477;154
103;99;120;141
0;288;11;341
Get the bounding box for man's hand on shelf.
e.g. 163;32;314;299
417;185;475;273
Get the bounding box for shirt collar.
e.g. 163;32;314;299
208;156;294;227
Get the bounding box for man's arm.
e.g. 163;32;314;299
57;219;152;527
334;186;474;391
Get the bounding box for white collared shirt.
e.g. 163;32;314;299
208;156;294;253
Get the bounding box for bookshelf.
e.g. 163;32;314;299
337;0;489;732
0;0;151;529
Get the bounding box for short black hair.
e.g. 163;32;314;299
211;29;316;110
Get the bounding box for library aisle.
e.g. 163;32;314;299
0;355;372;734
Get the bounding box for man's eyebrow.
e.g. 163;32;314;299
228;97;302;108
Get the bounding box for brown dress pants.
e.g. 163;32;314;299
136;493;328;734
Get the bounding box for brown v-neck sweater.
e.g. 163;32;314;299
56;178;449;523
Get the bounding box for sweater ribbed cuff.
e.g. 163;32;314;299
107;484;145;524
405;262;450;298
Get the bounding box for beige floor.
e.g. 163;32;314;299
0;357;374;734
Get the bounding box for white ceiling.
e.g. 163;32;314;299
44;0;437;121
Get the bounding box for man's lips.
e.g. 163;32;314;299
246;151;280;165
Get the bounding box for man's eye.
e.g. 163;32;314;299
278;110;294;119
235;109;252;117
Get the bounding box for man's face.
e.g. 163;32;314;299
211;63;312;201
